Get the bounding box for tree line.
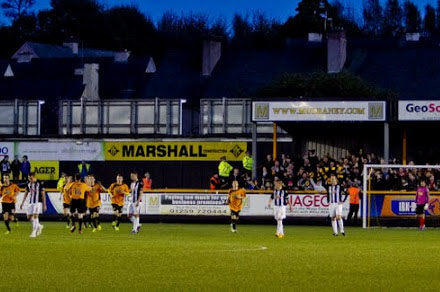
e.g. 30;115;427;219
0;0;439;58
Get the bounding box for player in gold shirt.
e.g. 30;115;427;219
108;174;130;231
85;175;106;232
60;176;73;228
66;173;91;234
0;174;20;234
228;180;246;233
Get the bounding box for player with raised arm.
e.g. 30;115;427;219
268;177;293;238
86;175;106;232
61;175;73;228
108;174;130;231
20;172;47;238
128;171;143;234
327;173;347;236
0;174;20;234
228;180;246;233
67;173;91;234
415;180;430;231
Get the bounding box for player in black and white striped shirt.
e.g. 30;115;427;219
20;172;47;238
128;171;144;234
327;173;347;236
268;178;293;238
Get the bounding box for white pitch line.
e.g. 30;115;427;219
207;246;268;253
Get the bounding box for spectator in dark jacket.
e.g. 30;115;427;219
230;168;243;187
11;155;21;181
20;155;31;181
1;155;11;178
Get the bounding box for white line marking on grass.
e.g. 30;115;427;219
207;246;268;253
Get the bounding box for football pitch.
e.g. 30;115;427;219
0;222;439;291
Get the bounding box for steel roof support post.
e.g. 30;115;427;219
384;122;389;164
13;99;19;135
402;129;407;165
222;97;227;134
252;122;258;180
23;101;28;136
154;97;159;134
37;101;41;136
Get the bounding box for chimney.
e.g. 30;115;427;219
327;31;347;73
81;63;100;100
63;41;79;55
308;33;323;42
114;50;130;62
202;40;221;76
406;33;420;42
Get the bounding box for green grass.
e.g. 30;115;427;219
0;222;439;291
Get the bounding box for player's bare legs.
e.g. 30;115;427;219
63;207;71;228
3;211;11;233
336;214;345;236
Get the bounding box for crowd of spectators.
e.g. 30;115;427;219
0;155;31;183
213;149;439;192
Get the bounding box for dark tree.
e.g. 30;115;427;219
232;13;252;46
251;11;282;47
403;1;421;33
104;5;156;54
258;71;397;99
157;11;211;48
282;0;330;37
436;0;440;33
423;4;436;36
383;0;403;37
362;0;383;37
37;0;105;46
209;17;228;40
1;0;35;19
328;0;361;36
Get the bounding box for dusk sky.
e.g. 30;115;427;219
2;0;439;25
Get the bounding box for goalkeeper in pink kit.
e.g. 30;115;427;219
415;180;429;231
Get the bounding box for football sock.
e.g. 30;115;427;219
116;216;121;227
420;217;425;227
331;220;338;234
4;220;10;231
78;218;83;231
338;219;345;234
277;220;283;235
32;219;37;231
93;217;98;228
135;217;140;231
231;217;238;230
